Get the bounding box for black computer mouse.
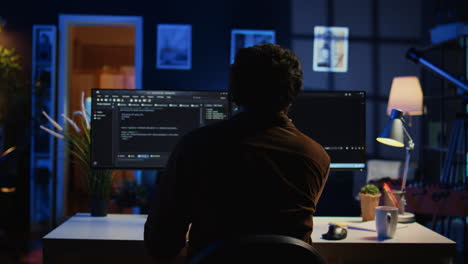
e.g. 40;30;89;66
321;224;347;240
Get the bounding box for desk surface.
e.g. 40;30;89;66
44;213;147;241
44;213;455;244
43;214;456;264
312;216;455;244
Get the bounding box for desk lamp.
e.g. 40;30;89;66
383;76;423;184
377;109;415;222
377;76;423;222
377;109;414;192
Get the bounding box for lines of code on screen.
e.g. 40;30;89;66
91;89;229;169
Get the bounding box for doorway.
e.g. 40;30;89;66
57;14;143;222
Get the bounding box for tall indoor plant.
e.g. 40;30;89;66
41;92;113;216
0;45;22;148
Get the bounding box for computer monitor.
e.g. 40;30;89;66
288;91;366;170
91;89;230;169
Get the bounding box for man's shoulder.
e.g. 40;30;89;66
179;116;239;147
285;127;331;166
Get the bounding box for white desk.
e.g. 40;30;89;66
311;217;456;264
43;214;152;264
43;214;456;264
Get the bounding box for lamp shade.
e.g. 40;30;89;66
387;76;423;116
376;109;405;147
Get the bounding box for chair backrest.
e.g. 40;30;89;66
190;234;325;264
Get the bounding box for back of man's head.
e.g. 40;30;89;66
230;43;303;114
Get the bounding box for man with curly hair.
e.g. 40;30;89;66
145;43;330;262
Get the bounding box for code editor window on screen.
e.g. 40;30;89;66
91;89;230;169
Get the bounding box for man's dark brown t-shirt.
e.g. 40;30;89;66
144;111;330;259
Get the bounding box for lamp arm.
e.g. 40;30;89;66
401;147;411;192
407;48;468;92
400;118;414;192
401;119;415;150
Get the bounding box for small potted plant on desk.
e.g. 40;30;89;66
113;179;148;214
359;184;381;221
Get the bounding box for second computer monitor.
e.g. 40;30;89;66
91;89;365;170
91;89;230;169
288;91;366;169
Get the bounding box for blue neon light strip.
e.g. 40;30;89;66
330;163;366;169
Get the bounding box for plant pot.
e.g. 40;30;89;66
89;197;109;217
359;193;381;221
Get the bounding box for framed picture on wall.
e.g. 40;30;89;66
156;24;192;70
230;29;276;64
35;27;55;65
313;26;349;73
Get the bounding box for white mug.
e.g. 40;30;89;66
375;206;398;240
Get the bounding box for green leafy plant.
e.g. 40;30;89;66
0;46;21;75
0;45;23;122
360;184;380;195
40;92;113;199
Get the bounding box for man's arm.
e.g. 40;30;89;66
144;137;192;261
313;164;330;206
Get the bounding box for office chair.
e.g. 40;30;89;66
190;234;325;264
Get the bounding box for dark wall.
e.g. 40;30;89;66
3;0;291;91
1;0;291;228
5;0;464;224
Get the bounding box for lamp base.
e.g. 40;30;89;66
398;212;415;223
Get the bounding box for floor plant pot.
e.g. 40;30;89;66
89;197;109;217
